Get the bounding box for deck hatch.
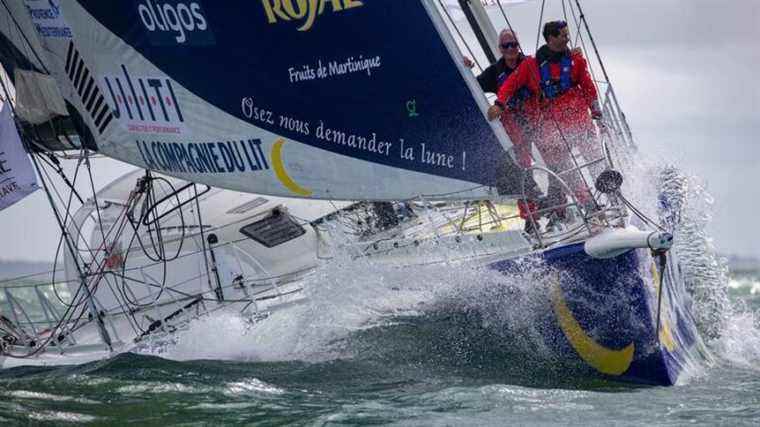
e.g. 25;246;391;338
239;210;305;248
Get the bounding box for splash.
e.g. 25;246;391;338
625;156;759;370
150;154;756;379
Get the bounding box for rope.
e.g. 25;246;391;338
567;0;603;101
495;0;517;35
654;251;667;344
438;0;484;71
535;0;547;52
0;0;50;74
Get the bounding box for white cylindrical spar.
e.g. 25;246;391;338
584;226;673;259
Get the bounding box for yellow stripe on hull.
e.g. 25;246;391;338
551;282;635;376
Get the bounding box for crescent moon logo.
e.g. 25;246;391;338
271;138;312;197
551;281;635;376
650;261;676;352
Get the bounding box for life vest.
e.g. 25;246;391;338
506;86;533;109
539;55;573;99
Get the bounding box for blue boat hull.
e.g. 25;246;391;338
490;243;700;386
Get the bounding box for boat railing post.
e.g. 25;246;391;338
80;272;113;350
37;283;77;346
34;286;56;331
206;233;225;302
3;289;23;333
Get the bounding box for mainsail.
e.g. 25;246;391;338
0;0;523;201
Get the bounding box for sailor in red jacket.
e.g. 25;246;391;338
491;20;603;213
467;29;535;169
467;30;542;230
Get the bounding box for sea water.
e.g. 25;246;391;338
1;170;759;425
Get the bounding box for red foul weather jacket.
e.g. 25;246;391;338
477;55;535;168
497;46;598;166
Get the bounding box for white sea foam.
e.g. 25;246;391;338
149;150;757;381
224;378;285;396
157;244;489;362
712;311;760;370
27;411;97;423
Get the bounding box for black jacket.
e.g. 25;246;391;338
476;55;523;94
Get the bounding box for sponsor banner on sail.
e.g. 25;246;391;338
0;103;38;211
24;0;73;39
44;0;518;199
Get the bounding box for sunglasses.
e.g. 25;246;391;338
500;42;519;49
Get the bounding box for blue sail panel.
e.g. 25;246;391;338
34;1;519;199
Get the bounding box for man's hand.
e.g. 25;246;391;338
463;56;475;69
487;104;504;121
590;100;603;120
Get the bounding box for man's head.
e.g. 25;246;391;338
542;20;570;52
498;29;520;61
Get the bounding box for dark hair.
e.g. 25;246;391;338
542;20;568;42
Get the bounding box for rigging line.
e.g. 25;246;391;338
84;149;110;260
562;0;569;23
34;157;104;273
100;272;141;336
99;231;249;276
545;113;598;212
1;243;114;357
50;234;80;308
192;183;217;301
55;191;137;316
67;192;137;282
142;176;187;262
535;0;547;53
113;271;200;300
120;212;168;309
495;1;517;36
572;0;613;89
46;153;87;251
619;194;667;232
437;0;484;72
2;300;82;359
0;0;50;74
4;227;101;358
35;151;85;204
566;0;602;100
144;177;167;260
117;181;188;310
654;251;667;343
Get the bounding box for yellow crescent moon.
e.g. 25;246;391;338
650;261;676;352
271;138;312;197
551;282;635;375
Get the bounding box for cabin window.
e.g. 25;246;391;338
239;209;306;248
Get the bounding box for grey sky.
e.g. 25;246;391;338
0;0;757;261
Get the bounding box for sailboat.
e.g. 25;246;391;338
0;0;702;385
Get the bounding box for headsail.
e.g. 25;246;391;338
0;102;38;210
0;0;525;201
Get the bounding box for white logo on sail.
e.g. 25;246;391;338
136;0;213;45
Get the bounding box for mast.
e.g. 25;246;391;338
457;0;499;63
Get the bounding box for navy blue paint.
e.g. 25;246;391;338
488;244;698;386
74;1;507;186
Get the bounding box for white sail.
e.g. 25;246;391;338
0;103;38;211
0;0;525;201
